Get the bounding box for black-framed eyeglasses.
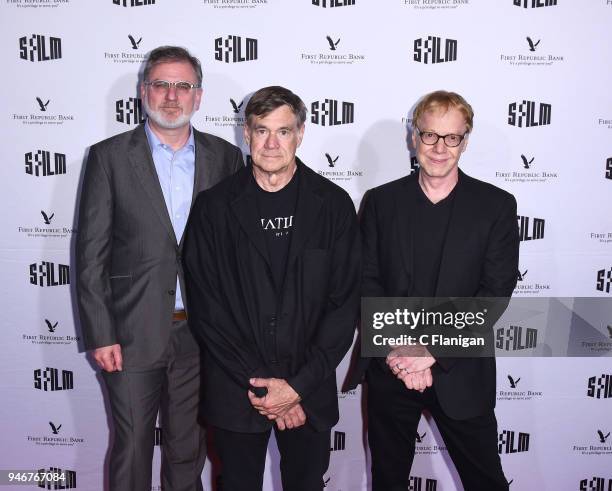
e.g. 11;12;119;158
417;128;468;148
144;80;201;95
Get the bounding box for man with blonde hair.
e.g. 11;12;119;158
349;90;518;490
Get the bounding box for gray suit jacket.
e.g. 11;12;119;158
76;124;244;367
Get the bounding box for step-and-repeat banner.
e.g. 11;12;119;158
1;1;611;490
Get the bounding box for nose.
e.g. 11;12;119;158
264;132;279;149
432;137;447;153
165;85;178;101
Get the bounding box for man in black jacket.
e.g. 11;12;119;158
183;86;360;491
348;91;518;491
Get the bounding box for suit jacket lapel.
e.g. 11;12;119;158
286;160;323;269
128;125;177;244
396;175;418;293
178;130;215;250
230;168;270;267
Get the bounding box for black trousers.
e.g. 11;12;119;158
102;320;206;491
213;423;331;491
367;361;508;491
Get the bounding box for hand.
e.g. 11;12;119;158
93;344;123;372
248;378;301;418
387;345;435;375
399;368;433;392
275;404;307;431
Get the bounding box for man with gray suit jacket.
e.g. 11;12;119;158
76;46;243;491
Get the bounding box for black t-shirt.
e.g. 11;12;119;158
411;181;456;297
255;171;299;291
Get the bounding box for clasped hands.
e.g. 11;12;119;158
386;345;435;392
248;377;306;431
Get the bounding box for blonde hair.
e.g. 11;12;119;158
413;90;474;133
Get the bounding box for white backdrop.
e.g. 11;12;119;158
1;1;612;490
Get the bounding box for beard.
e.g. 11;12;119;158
143;97;195;130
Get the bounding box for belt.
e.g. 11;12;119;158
172;310;187;321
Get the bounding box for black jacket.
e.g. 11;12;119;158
183;159;361;432
346;169;519;420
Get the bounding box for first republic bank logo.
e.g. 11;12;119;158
214;35;258;63
413;36;457;64
19;35;62;62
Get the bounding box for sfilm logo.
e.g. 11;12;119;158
311;100;354;126
214;36;258;63
154;427;162;446
496;325;537;351
414;36;457;64
580;477;612;491
587;374;612;399
34;368;74;391
498;430;530;454
19;35;62;62
29;262;70;287
36;467;76;489
606;158;612;180
409;156;420;175
330;431;345;451
113;0;155;6
508;100;551;127
116;98;145;125
409;476;437;491
517;215;545;241
25;151;66;177
513;0;557;7
312;0;355;7
596;268;612;294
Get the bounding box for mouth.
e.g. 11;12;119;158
429;158;448;165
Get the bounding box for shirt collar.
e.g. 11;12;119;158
144;119;195;152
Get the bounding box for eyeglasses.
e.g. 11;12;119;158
417;128;468;148
144;80;201;95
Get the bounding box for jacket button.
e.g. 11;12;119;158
168;289;175;295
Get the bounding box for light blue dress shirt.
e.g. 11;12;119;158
144;120;195;311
